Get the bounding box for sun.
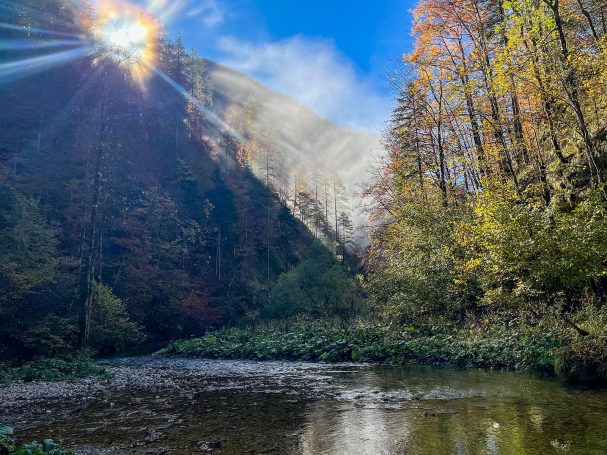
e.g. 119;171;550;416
106;20;149;52
93;1;158;80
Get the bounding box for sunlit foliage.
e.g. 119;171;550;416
364;0;607;374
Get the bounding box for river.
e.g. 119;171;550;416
1;357;606;454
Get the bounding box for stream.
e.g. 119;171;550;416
1;357;606;454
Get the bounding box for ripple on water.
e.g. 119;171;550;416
1;357;607;455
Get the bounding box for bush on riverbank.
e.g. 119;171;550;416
162;318;569;374
554;337;607;383
0;355;109;384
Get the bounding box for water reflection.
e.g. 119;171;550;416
1;358;606;454
296;366;607;455
302;402;411;454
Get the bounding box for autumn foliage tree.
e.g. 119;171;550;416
364;0;607;336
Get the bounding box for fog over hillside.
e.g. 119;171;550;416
206;60;383;207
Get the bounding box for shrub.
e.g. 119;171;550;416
266;249;363;320
0;355;109;384
163;318;566;374
461;185;607;331
0;425;72;455
554;337;607;383
13;439;73;455
1;424;16;455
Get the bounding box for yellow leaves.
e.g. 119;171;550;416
463;257;482;272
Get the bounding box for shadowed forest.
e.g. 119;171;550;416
0;1;362;363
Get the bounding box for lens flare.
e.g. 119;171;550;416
93;1;158;83
150;65;246;144
0;46;94;84
0;38;85;51
0;22;86;39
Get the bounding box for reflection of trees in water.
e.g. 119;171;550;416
301;400;414;455
300;369;414;454
4;361;607;454
299;368;607;455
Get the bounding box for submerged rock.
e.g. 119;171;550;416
197;440;221;452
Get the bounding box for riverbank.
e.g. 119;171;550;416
0;358;380;454
0;356;109;385
1;356;606;454
161;319;607;383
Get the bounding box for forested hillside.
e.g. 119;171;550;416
207;60;380;197
0;0;361;360
3;1;607;453
362;0;607;380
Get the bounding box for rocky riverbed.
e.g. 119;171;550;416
1;357;607;454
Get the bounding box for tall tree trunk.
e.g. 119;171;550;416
575;0;600;42
546;0;601;181
454;38;487;178
80;95;106;349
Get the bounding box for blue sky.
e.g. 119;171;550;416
142;0;415;132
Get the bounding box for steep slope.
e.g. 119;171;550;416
0;55;314;340
0;0;366;359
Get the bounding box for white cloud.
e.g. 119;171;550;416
215;35;390;133
144;0;225;28
186;0;225;28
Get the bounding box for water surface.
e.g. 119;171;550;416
1;357;606;454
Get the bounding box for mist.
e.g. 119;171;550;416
205;60;384;226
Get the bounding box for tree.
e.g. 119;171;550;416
460;184;607;334
267;247;362;319
0;0;360;359
364;0;607;335
89;282;145;354
0;186;59;330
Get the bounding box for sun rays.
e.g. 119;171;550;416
0;0;240;142
0;0;157;85
0;1;92;84
0;46;95;83
93;0;158;82
150;64;245;144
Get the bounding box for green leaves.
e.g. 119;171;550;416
0;356;109;385
0;186;59;323
464;185;607;321
267;249;363;320
89;282;145;353
555;336;607;383
13;439;73;455
1;424;73;455
0;425;13;438
364;197;470;329
163;318;565;372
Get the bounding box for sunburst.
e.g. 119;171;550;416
93;1;158;83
